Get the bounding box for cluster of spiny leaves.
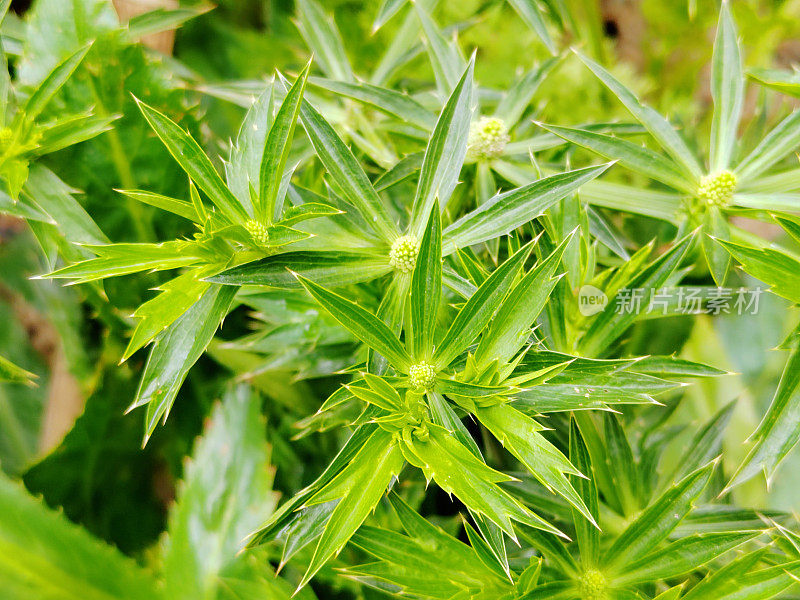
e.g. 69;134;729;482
2;0;800;599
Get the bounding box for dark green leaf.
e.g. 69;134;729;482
569;417;599;568
258;63;309;222
603;461;715;570
134;285;237;443
136;99;247;221
208;251;391;289
443;164;611;250
298;97;396;240
433;242;531;368
298;275;411;370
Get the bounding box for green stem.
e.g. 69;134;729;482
86;76;152;241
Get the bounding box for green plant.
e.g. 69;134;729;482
537;4;800;286
0;385;302;600
2;1;800;599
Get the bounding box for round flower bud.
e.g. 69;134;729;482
408;362;437;391
389;235;420;273
697;170;737;206
244;219;270;247
0;127;13;146
578;569;608;600
468;116;510;159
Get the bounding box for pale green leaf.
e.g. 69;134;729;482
163;385;277;600
710;1;744;171
0;472;159;599
474;233;569;366
476;403;595;526
735;109;800;184
247;423;379;548
116;189;200;222
537;122;693;192
0;354;36;386
402;424;561;537
309;77;436;130
614;531;758;586
409;206;441;359
373;0;407;31
508;0;556;54
45;242;202;284
579;178;682;221
410;58;474;238
227;86;273;213
123;270;211;361
23;44;90;121
495;58;558;127
579;233;695;357
576;51;703;181
414;4;464;92
299;428;404;589
295;0;353;82
123;5;210;41
681;553;800;600
703;207;732;286
715;238;800;303
23;165;108;246
727;344;800;490
35;113;117;155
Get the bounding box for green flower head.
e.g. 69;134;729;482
389;235;420;273
245;219;270;247
578;569;608;600
408;362;437;391
697;170;737;206
469;116;510;159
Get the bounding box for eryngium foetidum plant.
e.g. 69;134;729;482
3;1;800;600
